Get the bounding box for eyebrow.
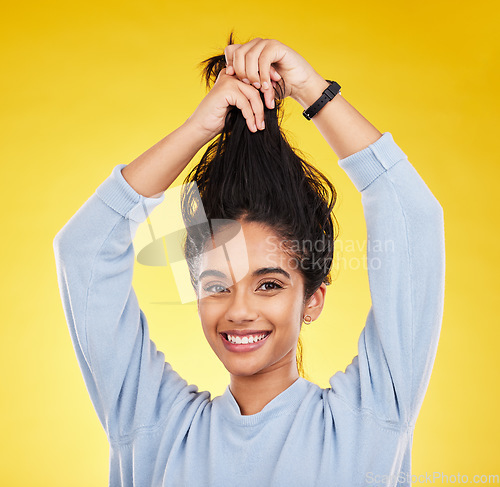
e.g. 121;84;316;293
199;267;291;282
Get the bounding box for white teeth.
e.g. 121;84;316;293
226;333;268;345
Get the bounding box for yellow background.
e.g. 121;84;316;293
1;0;499;484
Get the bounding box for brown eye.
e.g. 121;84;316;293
258;281;283;291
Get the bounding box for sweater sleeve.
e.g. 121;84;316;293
53;164;198;442
328;132;445;427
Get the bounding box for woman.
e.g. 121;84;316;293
53;33;445;486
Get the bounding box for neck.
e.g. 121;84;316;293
229;359;300;416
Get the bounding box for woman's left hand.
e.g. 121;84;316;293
224;38;319;110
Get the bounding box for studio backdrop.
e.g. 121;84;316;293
1;0;498;485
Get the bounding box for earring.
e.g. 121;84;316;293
303;315;312;325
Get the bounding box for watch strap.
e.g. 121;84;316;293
302;80;341;120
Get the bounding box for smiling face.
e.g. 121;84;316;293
196;219;310;378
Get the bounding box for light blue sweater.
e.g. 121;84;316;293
53;132;445;487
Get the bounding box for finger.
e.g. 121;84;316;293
264;69;284;108
270;67;282;80
260;74;279;109
224;44;242;76
238;82;265;131
230;91;258;133
216;67;227;81
263;89;275;111
231;37;262;84
242;39;267;90
256;48;277;109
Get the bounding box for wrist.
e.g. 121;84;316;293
293;74;332;109
182;117;216;148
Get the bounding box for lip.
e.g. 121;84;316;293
220;331;271;353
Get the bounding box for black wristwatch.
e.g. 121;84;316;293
302;80;341;120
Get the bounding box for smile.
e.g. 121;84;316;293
220;331;271;351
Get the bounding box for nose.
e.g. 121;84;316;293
224;288;259;324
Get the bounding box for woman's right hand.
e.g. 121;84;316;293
186;68;269;141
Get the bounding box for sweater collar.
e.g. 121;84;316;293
218;377;309;426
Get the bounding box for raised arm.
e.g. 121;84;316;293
294;76;445;427
293;76;383;159
53;122;210;442
223;38;444;426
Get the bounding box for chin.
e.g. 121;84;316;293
223;357;266;377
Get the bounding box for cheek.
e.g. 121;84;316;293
266;301;303;334
198;303;222;335
199;315;218;349
267;292;303;319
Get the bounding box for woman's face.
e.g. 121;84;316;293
196;220;312;377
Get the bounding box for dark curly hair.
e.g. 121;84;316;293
181;31;339;378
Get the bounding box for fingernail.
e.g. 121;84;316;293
271;99;275;109
262;81;269;90
242;78;250;84
253;82;261;89
260;121;265;130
